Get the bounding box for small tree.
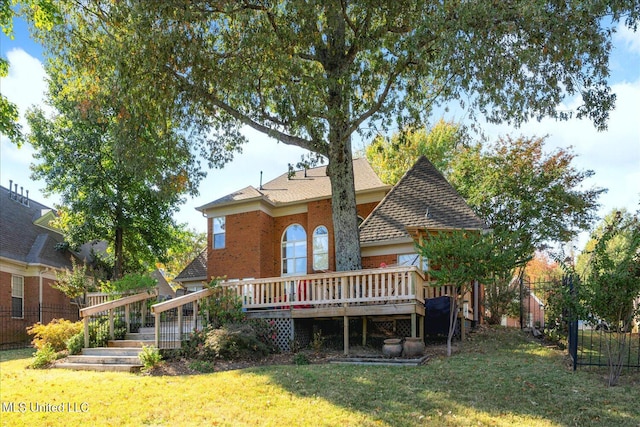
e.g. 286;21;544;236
418;230;490;356
580;210;640;386
52;258;93;308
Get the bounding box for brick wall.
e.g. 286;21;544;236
208;211;276;280
206;199;385;280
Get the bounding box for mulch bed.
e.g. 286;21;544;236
146;343;454;376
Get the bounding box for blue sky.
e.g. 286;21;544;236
1;17;639;251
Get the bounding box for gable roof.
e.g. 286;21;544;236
359;156;486;245
174;249;207;282
0;185;74;269
197;157;389;211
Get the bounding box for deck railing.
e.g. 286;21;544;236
79;290;158;348
149;266;428;348
228;266;426;309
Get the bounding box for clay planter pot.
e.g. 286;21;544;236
382;338;403;358
402;337;425;357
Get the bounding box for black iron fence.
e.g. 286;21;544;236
512;275;640;372
0;304;80;350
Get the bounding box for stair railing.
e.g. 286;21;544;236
79;290;159;348
150;287;227;349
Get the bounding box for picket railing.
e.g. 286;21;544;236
79;290;158;348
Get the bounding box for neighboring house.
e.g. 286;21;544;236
151;269;177;298
0;183;79;348
179;157;486;351
174;249;207;292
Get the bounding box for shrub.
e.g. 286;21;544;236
66;332;84;355
247;319;279;354
30;344;58;369
293;353;310;365
199;277;244;328
27;319;83;352
139;345;162;372
203;323;270;361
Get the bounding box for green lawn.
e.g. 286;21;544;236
1;327;639;427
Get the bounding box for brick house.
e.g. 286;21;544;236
196;157;391;281
185;157;486;350
0;183;80;348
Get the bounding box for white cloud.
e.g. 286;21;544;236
0;49;53;203
615;23;640;56
2;48;48;127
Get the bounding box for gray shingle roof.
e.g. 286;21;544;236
0;185;74;269
175;249;207;281
359;156;486;244
198;158;388;211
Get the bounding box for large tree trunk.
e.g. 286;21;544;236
327;138;361;271
324;3;361;272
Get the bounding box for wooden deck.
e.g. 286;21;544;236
80;266;465;354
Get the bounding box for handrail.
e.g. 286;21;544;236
80;290;158;318
151;287;216;314
80;289;158;349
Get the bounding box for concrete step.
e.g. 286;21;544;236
82;347;142;357
54;362;141;373
66;355;141;365
54;347;144;372
108;339;154;348
126;332;156;341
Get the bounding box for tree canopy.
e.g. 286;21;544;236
365;119;469;185
25;37;204;278
22;0;639;271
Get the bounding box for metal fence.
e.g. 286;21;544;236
513;275;640;372
0;304;80;350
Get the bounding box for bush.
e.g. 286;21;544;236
66;332;84;355
193;323;269;361
30;344;58;369
293;353;310;365
139;345;162;372
188;360;216;373
27;319;83;352
199;277;245;328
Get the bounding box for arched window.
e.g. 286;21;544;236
312;226;329;271
282;224;307;276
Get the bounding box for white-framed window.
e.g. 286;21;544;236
11;275;24;319
312;226;329;271
398;253;428;272
213;216;225;249
282;224;307;276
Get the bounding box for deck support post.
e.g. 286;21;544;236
419;315;424;339
411;313;417;338
362;317;367;347
343;315;349;355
